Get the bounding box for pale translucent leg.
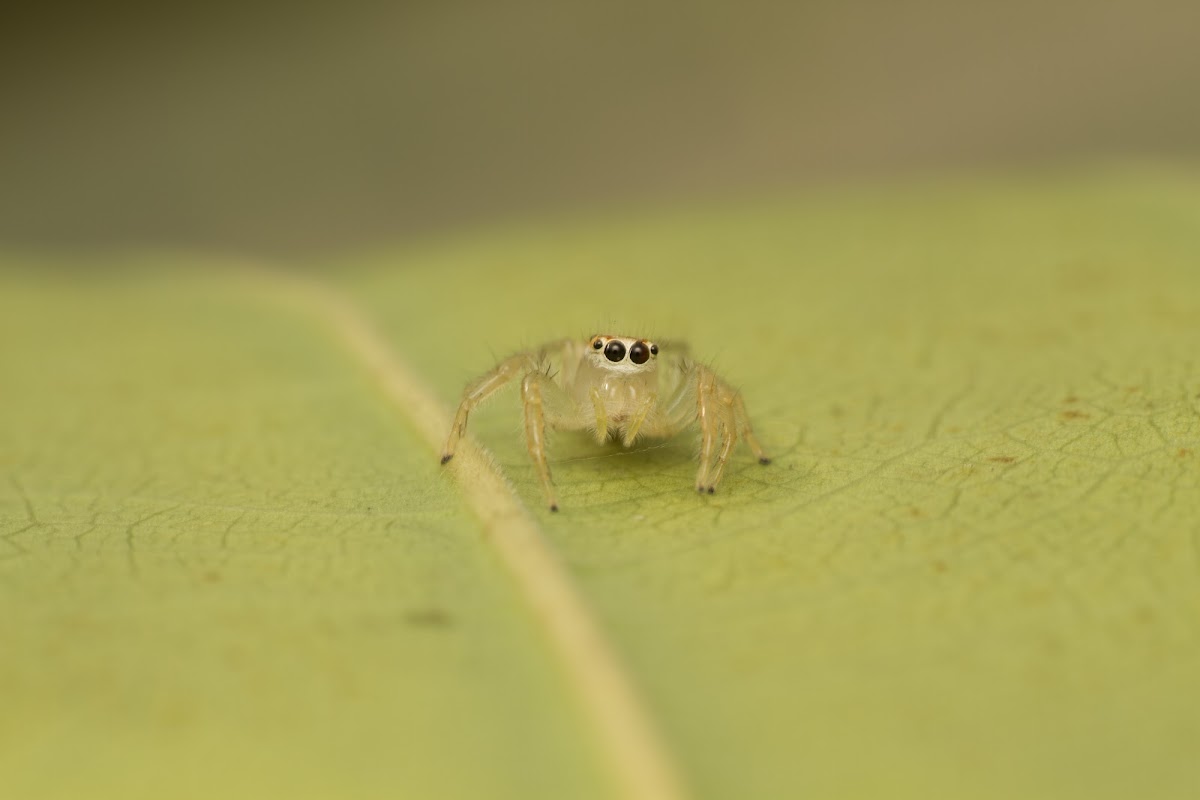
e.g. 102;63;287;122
643;361;770;494
441;351;539;463
705;396;739;492
441;340;579;463
733;393;770;464
694;368;720;492
521;372;582;511
703;374;770;492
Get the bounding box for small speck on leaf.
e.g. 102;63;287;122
405;609;454;629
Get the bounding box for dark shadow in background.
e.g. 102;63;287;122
3;0;1198;255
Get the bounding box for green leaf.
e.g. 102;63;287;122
0;273;614;800
4;167;1200;799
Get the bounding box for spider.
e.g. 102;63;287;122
440;334;770;510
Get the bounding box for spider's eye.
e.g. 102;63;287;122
592;338;604;350
604;340;626;362
649;343;658;356
629;341;650;364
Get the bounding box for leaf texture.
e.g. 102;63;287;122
3;168;1200;799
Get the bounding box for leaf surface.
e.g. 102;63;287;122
3;168;1200;799
0;274;612;800
346;168;1200;799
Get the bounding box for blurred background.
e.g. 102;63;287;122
2;0;1199;256
5;6;1200;799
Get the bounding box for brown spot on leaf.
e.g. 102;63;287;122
1063;395;1079;404
932;560;948;573
987;455;1017;464
1061;409;1089;420
405;608;454;629
1179;448;1193;458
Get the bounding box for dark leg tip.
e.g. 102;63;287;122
759;457;772;465
697;486;706;494
440;454;453;465
549;504;559;512
706;486;715;494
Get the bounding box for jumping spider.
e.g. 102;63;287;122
440;334;770;511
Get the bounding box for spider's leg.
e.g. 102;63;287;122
695;367;721;492
733;392;770;465
705;389;739;492
694;367;771;493
522;371;574;511
441;351;539;463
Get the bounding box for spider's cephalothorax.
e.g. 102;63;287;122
440;334;769;510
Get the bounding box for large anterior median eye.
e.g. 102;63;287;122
628;341;650;364
604;340;626;362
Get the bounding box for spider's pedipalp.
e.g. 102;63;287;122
621;391;656;447
589;387;609;444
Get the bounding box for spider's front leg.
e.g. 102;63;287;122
440;350;540;464
694;367;722;492
693;364;770;494
521;371;576;511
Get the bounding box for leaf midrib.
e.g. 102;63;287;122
266;271;690;800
